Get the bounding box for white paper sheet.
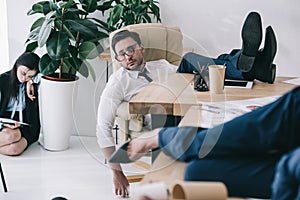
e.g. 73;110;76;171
197;96;279;128
282;77;300;85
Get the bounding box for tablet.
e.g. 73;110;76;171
0;118;29;126
224;79;253;89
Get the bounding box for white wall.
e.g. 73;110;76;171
160;0;300;77
0;0;9;73
6;0;300;137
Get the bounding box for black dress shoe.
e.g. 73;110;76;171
243;26;277;83
238;11;263;72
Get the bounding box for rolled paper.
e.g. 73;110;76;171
171;180;228;200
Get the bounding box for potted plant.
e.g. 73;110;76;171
97;0;161;32
26;0;109;151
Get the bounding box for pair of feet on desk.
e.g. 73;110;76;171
238;12;277;84
109;129;160;163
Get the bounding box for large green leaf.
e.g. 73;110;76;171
77;61;89;78
27;1;47;15
90;17;113;32
149;2;161;21
55;19;76;41
39;54;60;75
26;41;38;52
38;11;56;47
65;19;98;38
47;1;59;14
81;60;96;81
108;5;123;27
30;17;45;32
60;0;75;10
28;27;41;41
80;0;98;13
46;31;69;60
78;41;98;59
81;31;108;43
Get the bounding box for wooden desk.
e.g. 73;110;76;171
174;76;297;116
130;74;297;116
129;73;193;115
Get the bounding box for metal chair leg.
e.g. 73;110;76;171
124;120;131;141
0;162;8;192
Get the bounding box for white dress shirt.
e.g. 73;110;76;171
96;59;177;148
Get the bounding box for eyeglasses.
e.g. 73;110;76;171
115;43;140;61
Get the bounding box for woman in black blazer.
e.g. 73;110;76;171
0;52;40;155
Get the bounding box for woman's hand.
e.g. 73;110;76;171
26;80;36;101
3;122;20;129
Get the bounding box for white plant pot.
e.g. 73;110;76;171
39;76;79;151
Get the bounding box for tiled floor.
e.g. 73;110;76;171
0;136;144;200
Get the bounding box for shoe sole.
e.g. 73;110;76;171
239;12;263;72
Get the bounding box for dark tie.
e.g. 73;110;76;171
139;70;153;82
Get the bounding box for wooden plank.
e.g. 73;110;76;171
132;160;151;172
126;174;145;183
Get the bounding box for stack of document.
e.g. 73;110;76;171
197;96;279;128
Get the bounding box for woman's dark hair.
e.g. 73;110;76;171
111;30;142;55
9;51;40;100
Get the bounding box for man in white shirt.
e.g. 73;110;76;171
96;11;277;197
96;30;177;197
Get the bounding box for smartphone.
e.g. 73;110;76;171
224;79;253;88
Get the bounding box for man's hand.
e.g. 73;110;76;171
26;80;36;101
127;129;160;161
112;169;129;197
101;146;130;197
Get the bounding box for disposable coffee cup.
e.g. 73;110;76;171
171;180;227;200
208;65;226;94
156;68;169;83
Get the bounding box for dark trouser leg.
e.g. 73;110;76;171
159;86;300;161
177;52;244;80
185;154;280;198
272;147;300;200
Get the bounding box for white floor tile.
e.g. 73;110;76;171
0;136;145;200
